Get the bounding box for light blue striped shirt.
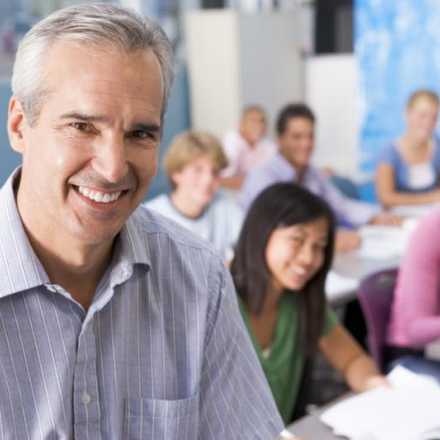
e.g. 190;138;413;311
0;170;283;439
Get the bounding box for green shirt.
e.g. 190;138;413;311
239;295;338;423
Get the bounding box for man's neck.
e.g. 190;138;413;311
24;225;113;310
170;191;206;219
280;151;307;183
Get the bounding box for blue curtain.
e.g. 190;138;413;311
355;0;440;175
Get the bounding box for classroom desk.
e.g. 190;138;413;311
326;251;399;306
325;223;412;305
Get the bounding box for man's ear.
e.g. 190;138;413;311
8;97;28;154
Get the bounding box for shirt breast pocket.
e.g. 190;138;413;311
123;394;199;440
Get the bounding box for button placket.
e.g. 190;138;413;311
73;320;101;439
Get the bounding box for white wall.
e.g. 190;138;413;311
185;10;304;139
306;54;361;178
239;13;304;130
185;11;241;139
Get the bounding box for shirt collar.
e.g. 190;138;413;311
111;212;152;272
273;152;315;183
0;168;49;297
0;168;151;298
273;152;298;179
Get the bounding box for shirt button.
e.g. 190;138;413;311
81;392;91;405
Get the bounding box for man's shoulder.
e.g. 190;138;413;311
247;153;291;183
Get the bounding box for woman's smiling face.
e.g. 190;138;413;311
265;217;329;293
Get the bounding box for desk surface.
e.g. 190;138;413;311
326;251;399;306
287;409;344;440
287;395;353;440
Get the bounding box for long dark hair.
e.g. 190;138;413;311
231;182;336;355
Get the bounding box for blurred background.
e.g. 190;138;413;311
0;0;438;201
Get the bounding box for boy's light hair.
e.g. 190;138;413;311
164;131;228;188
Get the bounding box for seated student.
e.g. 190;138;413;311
240;103;401;253
220;105;276;190
376;89;440;207
231;183;387;424
144;131;243;262
386;209;440;382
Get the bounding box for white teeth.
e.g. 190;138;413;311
77;186;122;203
292;267;306;275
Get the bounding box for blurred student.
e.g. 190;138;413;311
376;90;440;207
220;105;276;189
240;103;401;253
145;131;243;262
231;183;387;424
386;209;440;382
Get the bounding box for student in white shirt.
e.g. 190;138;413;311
145;131;244;262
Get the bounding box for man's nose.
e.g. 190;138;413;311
92;134;129;184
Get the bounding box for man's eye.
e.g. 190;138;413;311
131;130;154;140
70;122;94;133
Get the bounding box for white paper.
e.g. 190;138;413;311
391;203;439;218
325;270;359;302
320;366;440;440
357;225;411;260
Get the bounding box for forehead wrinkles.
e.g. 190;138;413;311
40;48;163;125
73;79;159;113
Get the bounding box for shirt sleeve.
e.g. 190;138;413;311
394;211;440;346
378;143;398;166
322;306;339;336
318;172;379;227
239;168;274;213
198;260;284;439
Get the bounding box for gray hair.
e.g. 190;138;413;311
11;3;174;125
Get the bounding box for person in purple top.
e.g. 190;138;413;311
239;103;401;253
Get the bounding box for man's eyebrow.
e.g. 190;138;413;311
59;112;161;132
60;112;110;123
130;122;161;134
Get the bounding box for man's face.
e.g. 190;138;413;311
240;110;267;145
8;41;163;248
278;117;315;170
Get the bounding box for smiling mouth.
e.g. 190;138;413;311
72;185;128;204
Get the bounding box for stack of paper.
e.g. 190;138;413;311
320;367;440;440
325;270;359;302
358;225;412;260
391;203;439;218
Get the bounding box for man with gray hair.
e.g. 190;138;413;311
2;3;285;439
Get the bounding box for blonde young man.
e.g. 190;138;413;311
145;131;243;262
2;4;284;438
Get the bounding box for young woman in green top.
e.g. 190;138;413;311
231;183;387;424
